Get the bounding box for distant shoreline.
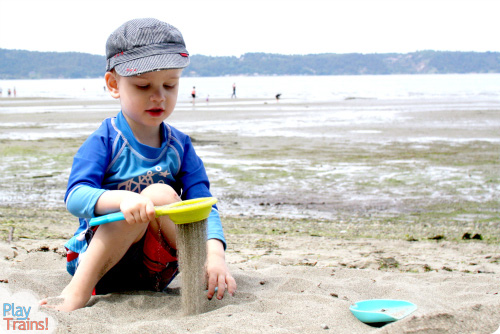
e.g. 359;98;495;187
2;72;500;81
2;49;500;79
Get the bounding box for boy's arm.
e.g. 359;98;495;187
65;121;112;218
176;133;227;247
205;239;236;300
94;190;156;225
173;129;235;296
206;208;226;249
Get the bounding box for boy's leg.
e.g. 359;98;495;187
140;183;181;250
42;184;180;310
42;219;148;311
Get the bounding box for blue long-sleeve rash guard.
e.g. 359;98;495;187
64;111;225;252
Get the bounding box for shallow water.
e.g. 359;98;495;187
0;75;499;224
2;73;500;101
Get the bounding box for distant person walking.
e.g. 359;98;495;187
7;88;11;97
191;86;196;104
231;83;236;98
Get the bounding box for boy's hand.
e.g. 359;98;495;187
120;192;156;225
205;239;237;300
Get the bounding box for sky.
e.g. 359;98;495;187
0;0;499;57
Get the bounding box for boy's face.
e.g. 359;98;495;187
106;69;182;132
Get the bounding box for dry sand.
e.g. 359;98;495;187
2;237;500;333
0;96;499;333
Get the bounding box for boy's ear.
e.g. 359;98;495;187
105;71;120;99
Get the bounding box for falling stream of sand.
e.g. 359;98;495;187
176;219;207;315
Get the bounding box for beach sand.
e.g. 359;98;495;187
2;236;500;333
1;96;499;333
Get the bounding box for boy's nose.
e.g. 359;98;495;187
150;89;165;102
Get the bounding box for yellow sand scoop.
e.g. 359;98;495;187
89;197;217;226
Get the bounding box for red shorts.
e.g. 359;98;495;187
142;227;177;272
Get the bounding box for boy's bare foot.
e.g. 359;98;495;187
40;289;91;312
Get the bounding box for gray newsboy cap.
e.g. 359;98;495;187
106;18;190;76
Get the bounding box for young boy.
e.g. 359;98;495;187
42;18;236;311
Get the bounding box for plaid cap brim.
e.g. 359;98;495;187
112;52;190;76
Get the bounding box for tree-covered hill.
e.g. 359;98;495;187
1;48;499;79
0;49;104;79
186;51;500;76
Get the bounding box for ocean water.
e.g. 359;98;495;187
1;73;500;102
1;74;499;143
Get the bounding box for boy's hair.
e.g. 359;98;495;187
106;18;190;77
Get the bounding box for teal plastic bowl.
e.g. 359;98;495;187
350;299;417;324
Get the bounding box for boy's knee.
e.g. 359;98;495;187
141;184;180;206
